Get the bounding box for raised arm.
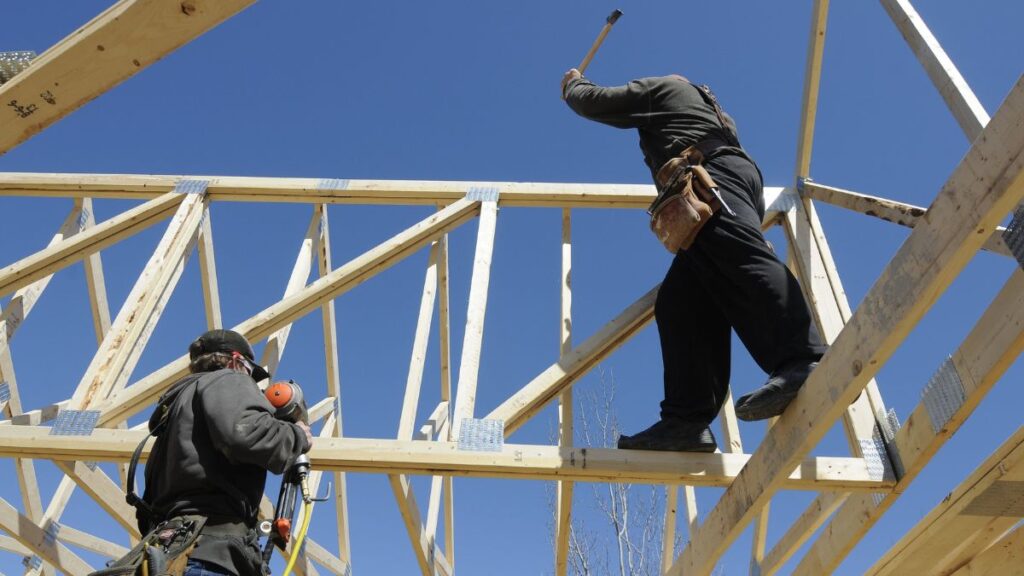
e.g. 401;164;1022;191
562;70;651;129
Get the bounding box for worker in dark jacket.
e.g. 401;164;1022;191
562;70;827;452
141;329;313;575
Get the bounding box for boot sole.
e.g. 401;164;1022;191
735;390;799;421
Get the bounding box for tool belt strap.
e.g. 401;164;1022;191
88;515;207;576
648;144;722;253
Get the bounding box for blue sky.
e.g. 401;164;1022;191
1;1;1022;574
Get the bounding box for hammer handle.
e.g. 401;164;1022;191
577;23;614;75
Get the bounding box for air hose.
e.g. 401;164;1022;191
282;478;314;576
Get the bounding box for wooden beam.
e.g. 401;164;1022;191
0;427;893;491
0;0;256;155
259;208;320;378
486;285;657;436
0;172;789;214
451;199;498;438
761;492;847;576
435;211;456;570
868;426;1024;576
792;268;1024;574
554;208;574;576
53;461;140;538
314;204;352;566
197;205;222;329
0;496;91;575
880;0;989;140
672;75;1024;575
397;243;439;440
801;181;1011;257
948;524;1024;576
79;198;114;344
0;192;183;298
794;0;831;179
661;486;680;574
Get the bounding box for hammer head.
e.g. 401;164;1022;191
607;9;623;25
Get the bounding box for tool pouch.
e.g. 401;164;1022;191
88;516;207;576
648;146;722;253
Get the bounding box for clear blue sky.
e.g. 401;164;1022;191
1;1;1022;574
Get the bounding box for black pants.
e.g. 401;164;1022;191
655;153;827;424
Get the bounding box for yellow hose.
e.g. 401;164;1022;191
282;499;314;576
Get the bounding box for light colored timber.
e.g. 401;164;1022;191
880;0;989;141
90;197;481;428
259;208;320;379
487;285;657;436
868;426;1024;576
451;199;498;438
792;268;1024;575
52;461;140;538
0;496;91;575
801;181;1011;257
435;211;456;569
0;172;782;213
0;0;256;155
0;427;893;491
554;207;574;576
391;241;442;575
661;486;679;575
949;524;1024;576
0;191;184;298
314;203;353;565
672;75;1024;576
79;197;113;344
794;0;831;179
197;205;222;329
761;491;847;575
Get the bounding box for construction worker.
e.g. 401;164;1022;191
138;329;313;575
562;70;827;452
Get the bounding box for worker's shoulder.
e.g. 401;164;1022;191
196;368;256;391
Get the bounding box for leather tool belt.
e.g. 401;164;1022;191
88;515;207;576
648;145;722;253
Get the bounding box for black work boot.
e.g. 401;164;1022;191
616;419;718;453
735;361;819;421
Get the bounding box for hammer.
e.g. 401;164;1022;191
577;9;623;75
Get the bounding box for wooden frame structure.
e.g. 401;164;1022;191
0;1;1021;574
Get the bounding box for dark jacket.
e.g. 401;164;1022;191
142;368;310;574
564;75;749;180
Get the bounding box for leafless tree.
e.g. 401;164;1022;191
548;368;681;576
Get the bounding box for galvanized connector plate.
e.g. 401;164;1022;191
466;187;499;203
0;51;36;85
458;418;504;452
1003;203;1024;269
921;356;966;435
50;409;100;436
317;178;350;191
174;179;210;195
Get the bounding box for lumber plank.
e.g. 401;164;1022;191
315;204;352;565
197;205;222;329
0;496;92;575
794;0;831;179
802;181;1011;257
0;0;256;155
486;285;657;435
672;75;1024;575
554;208;574;576
79;198;114;344
880;0;989;140
949;524;1024;576
0;426;893;491
451;199;498;438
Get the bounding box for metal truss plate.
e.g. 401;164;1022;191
43;521;61;546
50;409;100;436
859;433;895;483
457;418;504;452
0;51;36;85
466;187;499;203
766;187;800;214
317;178;350;191
0;381;10;403
22;555;41;570
921;356;966;435
1003;203;1024;269
174;179;209;195
962;481;1024;517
